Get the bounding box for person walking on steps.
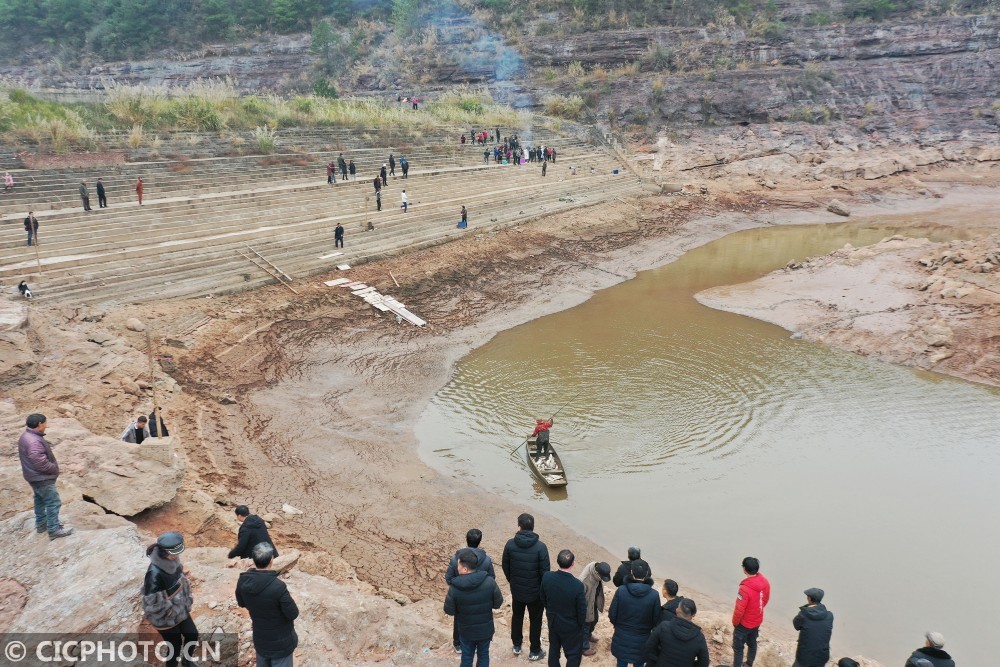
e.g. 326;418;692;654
579;561;611;657
338;154;348;181
389;154;396;176
541;549;587;667
792;588;833;667
80;180;91;211
373;176;382;195
400;156;409;179
349;159;356;180
609;560;661;667
644;597;710;667
327;161;335;184
142;532;197;667
502;513;550;662
532;418;553;457
445;548;503;667
459;205;468;229
376;190;382;212
401;190;408;213
135;177;144;206
19;413;73;540
730;557;770;667
237;543;300;667
335;224;344;248
24;211;38;246
613;547;653;588
380;164;388;188
445;529;498;653
96;177;108;208
3;171;13;192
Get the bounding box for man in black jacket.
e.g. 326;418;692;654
228;505;279;560
613;546;653;587
236;543;299;667
96;178;107;208
445;548;503;666
445;529;497;653
540;549;587;667
792;588;834;667
502;513;551;661
905;632;956;667
644;598;710;667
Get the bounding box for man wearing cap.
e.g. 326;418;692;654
644;597;710;666
730;556;770;667
609;561;661;667
905;632;956;667
613;547;653;588
579;561;611;656
142;532;197;667
792;588;833;667
18;413;73;540
540;549;587;666
237;542;300;667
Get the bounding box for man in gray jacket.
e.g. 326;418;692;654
18;413;73;540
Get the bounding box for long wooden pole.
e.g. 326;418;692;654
145;328;164;439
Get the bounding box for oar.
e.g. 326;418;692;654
506;391;581;456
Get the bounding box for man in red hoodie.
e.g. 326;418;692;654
531;418;553;457
731;556;770;667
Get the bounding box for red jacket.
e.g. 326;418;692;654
531;421;552;437
732;573;770;629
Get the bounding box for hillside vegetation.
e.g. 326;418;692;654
1;0;995;61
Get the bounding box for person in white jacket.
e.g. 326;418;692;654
121;416;151;444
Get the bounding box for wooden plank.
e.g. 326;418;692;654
371;303;390;312
342;282;365;289
353;287;377;296
324;278;351;287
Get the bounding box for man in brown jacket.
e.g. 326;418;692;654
578;561;611;656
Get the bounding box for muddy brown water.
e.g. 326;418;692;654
417;219;1000;664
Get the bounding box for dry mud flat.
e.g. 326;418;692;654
697;233;1000;388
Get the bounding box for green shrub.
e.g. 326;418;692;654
312;78;339;99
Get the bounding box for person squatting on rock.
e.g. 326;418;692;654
792;588;834;667
540;549;587;667
613;546;653;587
228;505;279;560
643;597;710;667
609;560;661;667
731;556;770;667
502;512;551;661
578;561;611;656
445;548;503;667
142;532;197;667
445;528;497;653
905;632;956;667
237;542;300;667
120;415;150;444
23;211;38;246
19;413;72;540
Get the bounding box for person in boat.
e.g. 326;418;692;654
532;418;553;457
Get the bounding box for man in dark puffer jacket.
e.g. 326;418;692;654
445;549;504;666
610;561;662;667
644;598;710;666
236;543;299;667
792;588;834;667
229;505;279;559
502;513;551;661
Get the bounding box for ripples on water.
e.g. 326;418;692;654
417;221;1000;663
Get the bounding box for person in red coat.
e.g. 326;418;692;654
730;556;771;667
531;418;553;457
135;177;144;206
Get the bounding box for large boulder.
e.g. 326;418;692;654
0;400;181;518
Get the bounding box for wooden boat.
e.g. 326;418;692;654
526;436;568;487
